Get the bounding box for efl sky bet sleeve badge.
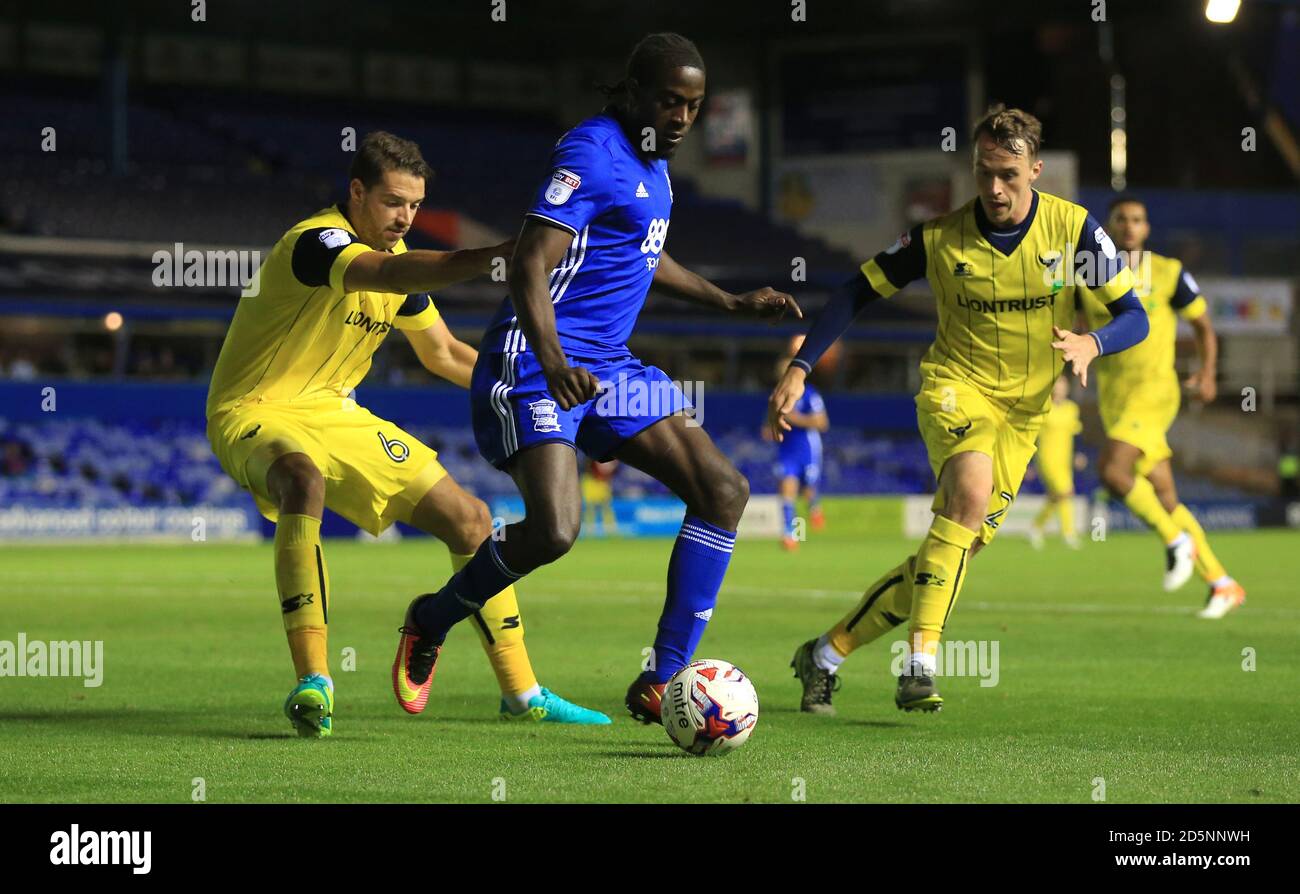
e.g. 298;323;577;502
317;228;353;249
545;169;581;205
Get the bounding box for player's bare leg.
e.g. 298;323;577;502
263;451;334;737
1099;439;1195;591
612;414;749;722
1145;460;1244;617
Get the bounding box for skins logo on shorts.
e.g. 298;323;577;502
528;399;562;433
377;431;410;462
545;169;581;206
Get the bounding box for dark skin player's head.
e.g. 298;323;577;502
610;33;706;159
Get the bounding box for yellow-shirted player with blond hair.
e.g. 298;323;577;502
774;106;1150;715
206;131;608;736
1087;195;1245;618
1029;376;1083;549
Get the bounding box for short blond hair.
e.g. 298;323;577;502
972;104;1043;158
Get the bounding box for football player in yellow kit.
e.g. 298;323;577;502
776;106;1149;715
1029;376;1083;549
206;131;608;736
1089;196;1245;618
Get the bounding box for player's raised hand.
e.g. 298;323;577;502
734;287;802;322
767;365;807;442
544;363;601;411
1051;326;1100;388
1183;367;1217;403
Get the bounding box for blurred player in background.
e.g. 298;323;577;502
206;131;608;737
764;335;828;550
393;33;800;726
774;106;1149;715
1091;196;1245;618
581;458;620;536
1029;376;1082;549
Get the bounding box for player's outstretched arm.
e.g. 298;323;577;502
402;317;477;389
1184;312;1218;402
653;251;801;320
510;218;600;409
1051;292;1148;388
343;241;512;294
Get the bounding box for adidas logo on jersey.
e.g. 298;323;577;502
635;181;649;198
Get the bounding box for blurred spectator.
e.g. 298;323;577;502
0;436;35;476
8;351;37;380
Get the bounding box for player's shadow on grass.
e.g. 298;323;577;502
846;720;909;729
594;749;683;759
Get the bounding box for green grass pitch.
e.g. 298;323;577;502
1;518;1297;803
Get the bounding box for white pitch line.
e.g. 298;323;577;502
3;575;1297;619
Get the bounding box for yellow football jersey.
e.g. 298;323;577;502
206;204;440;417
1037;397;1081;456
1084;250;1207;397
861;190;1135;416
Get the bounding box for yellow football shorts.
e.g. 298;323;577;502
581;475;613;507
915;375;1044;544
1100;377;1179;477
207;396;446;535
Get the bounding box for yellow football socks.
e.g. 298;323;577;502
827;556;915;657
1123;477;1183;544
1057;498;1077;539
1031;501;1054;532
1170;503;1227;582
449;551;539;701
908;515;980;660
274;513;330;679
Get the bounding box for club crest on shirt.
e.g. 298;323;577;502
529;399;562;432
545;169;582;206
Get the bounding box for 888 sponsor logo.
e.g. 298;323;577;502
641;218;669;270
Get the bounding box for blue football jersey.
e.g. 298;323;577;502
779;384;826;461
482;113;673;360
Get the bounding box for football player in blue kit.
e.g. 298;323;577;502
770;335;829;550
391;33;802;723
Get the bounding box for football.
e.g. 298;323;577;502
661;659;759;756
